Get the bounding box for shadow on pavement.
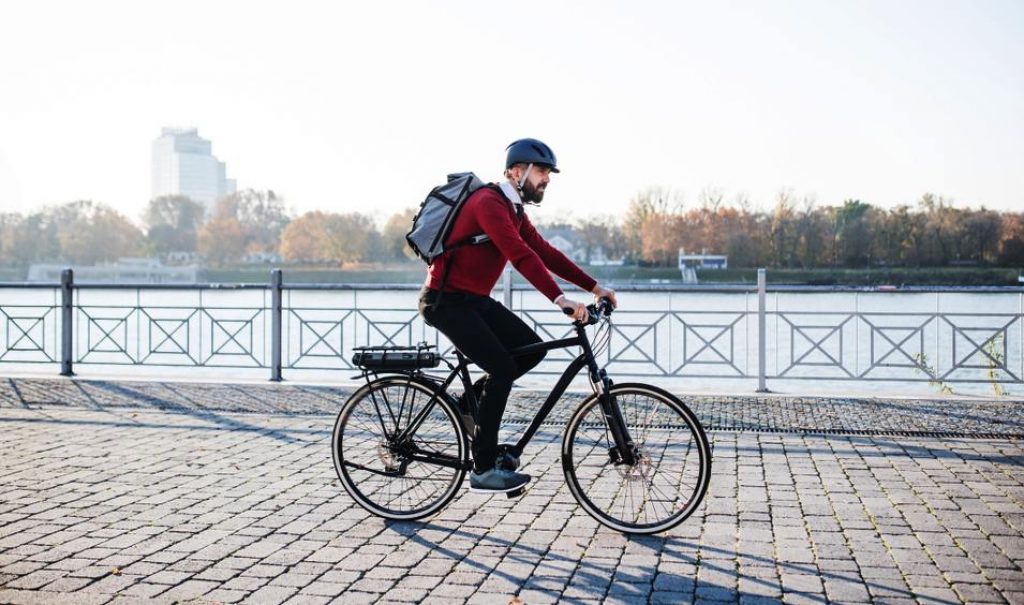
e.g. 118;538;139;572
378;522;957;604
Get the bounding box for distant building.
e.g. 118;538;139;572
547;235;586;263
678;249;728;270
151;127;236;213
28;258;198;284
587;247;625;266
241;251;282;264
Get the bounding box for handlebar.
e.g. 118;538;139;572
561;296;615;326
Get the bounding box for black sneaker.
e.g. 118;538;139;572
469;468;531;493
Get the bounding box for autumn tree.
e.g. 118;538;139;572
640;214;687;266
47;201;145;264
198;190;291;264
961;208;1002;263
917;194;961;265
212;189;291;255
997;213;1024;265
277;211;384;264
144;195;205;255
382;208;417;261
279;211;333;262
769;191;798;267
623;188;683;262
198;216;245;267
324;213;383;263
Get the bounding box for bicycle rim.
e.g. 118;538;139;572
562;384;711;534
333;377;468;520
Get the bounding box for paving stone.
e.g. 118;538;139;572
246;584;299;604
3;380;1024;605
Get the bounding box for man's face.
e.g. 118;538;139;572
518;165;553;204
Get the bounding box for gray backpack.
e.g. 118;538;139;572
406;172;492;264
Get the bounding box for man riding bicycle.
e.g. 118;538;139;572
418;138;617;494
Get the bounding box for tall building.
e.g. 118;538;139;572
151;127;236;212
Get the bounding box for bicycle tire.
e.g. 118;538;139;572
562;383;711;534
332;376;468;520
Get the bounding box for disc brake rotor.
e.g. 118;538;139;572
616;449;652;482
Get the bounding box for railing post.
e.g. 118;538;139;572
60;268;74;376
503;264;513;309
756;267;768;392
270;269;283;382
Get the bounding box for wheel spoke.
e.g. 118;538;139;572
563;386;710;534
333;379;467;520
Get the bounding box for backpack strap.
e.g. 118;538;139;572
428;183;523;309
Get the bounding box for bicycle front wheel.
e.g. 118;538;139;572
333;376;468;521
562;383;711;534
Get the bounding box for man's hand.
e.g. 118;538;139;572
554;295;588;322
591;284;617;308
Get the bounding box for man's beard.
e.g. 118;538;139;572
521;180;546;204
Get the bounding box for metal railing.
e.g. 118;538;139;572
1;268;1022;392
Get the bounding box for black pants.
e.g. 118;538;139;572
419;289;545;472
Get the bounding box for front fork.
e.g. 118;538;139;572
580;326;637;466
594;369;638;466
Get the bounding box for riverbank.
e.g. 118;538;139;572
199;264;1024;287
4;263;1021;286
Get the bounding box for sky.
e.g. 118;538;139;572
1;0;1022;227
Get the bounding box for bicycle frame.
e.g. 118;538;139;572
381;315;638;471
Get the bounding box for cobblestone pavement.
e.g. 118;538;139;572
0;378;1022;604
4;378;1024;437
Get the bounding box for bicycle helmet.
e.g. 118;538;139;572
505;138;560;173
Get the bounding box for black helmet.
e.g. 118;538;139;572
505;138;559;173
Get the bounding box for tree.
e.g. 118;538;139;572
198;216;245;267
961;208;1002;264
640;213;686;266
46;201;144;264
0;212;60;265
872;204;914;266
997;213;1024;266
830;199;872;267
917;193;961;265
623;188;683;261
382;209;417;261
0;213;23;265
769;191;798;267
575;216;611;263
212;189;291;255
277;211;384;264
144;196;205;255
279;211;334;262
323;213;382;264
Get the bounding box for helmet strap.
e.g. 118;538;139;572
517;164;533;193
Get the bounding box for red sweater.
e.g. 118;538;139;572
426;186;597;301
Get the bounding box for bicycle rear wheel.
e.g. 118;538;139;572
562;383;711;534
333;376;468;520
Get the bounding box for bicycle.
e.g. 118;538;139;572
331;299;712;535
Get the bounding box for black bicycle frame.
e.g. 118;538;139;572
389;319;637;470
